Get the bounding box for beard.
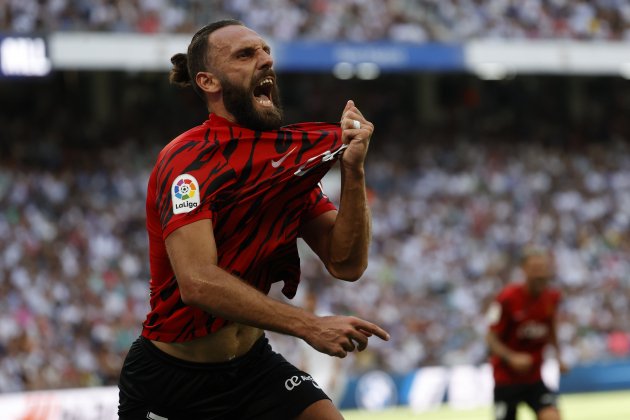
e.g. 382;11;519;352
220;72;284;131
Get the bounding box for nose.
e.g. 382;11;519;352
258;49;273;70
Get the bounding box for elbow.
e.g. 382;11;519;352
328;260;368;282
178;285;199;307
486;331;500;352
177;275;206;307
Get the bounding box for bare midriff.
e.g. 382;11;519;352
151;324;264;363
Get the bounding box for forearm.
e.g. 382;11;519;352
486;331;516;361
550;323;564;364
183;265;316;339
165;218;387;358
327;164;371;280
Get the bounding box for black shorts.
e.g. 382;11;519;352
118;335;330;420
493;380;557;420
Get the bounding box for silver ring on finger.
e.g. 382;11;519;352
352;119;361;129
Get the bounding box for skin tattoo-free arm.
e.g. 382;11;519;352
301;100;374;281
486;330;533;373
166;218;389;358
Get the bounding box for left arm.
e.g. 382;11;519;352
301;100;374;281
549;310;569;374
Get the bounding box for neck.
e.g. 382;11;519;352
207;100;237;123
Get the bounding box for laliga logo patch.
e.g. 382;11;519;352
172;174;200;214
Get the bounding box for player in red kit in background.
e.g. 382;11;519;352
486;248;569;420
117;19;389;420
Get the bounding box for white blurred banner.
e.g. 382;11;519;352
0;387;118;420
0;360;564;418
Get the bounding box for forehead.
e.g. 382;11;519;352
208;25;267;55
524;255;553;272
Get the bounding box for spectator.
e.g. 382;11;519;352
1;73;630;392
2;0;630;41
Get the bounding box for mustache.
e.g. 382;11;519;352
253;69;277;86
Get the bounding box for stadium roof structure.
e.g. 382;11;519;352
2;32;630;79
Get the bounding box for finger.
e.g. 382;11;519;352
342;103;367;122
342;110;362;123
347;330;369;351
343;99;354;115
340;101;354;123
350;105;365;120
342;117;363;131
342;114;373;135
341;339;356;352
356;323;389;341
352;319;390;341
335;349;348;358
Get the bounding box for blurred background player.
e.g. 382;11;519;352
486;248;569;420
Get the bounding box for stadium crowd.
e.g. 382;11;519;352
1;0;630;41
1;73;630;392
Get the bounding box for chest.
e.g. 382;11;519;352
508;296;555;341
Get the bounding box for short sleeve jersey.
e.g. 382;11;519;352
487;283;561;385
142;114;342;342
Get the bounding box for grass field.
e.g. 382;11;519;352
341;390;630;420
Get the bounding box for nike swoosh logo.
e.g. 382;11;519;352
271;147;296;168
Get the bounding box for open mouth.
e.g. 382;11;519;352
253;77;274;107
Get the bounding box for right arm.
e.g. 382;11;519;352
549;302;569;374
485;299;533;373
166;218;389;357
486;330;532;373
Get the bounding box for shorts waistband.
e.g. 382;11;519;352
139;334;270;371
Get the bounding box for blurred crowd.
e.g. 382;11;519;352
0;144;155;392
1;72;630;393
2;135;630;392
1;0;630;41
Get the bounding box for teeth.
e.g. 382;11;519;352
258;78;273;87
256;97;272;105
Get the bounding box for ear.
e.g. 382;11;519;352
195;71;221;94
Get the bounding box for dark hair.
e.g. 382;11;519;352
169;19;244;99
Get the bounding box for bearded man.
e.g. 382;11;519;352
117;19;388;420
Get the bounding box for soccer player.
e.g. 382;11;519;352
486;248;568;420
117;19;389;420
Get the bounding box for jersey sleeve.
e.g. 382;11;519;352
301;184;337;225
154;139;234;240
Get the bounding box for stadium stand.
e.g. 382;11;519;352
1;0;629;41
1;71;629;393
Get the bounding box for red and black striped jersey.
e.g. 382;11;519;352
142;114;341;342
487;283;561;384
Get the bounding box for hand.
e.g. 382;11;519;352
507;352;533;373
304;315;389;358
558;360;570;374
339;100;374;171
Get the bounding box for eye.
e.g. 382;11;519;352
236;49;254;59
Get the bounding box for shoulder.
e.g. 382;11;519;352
497;283;522;302
158;125;214;160
149;123;237;197
544;287;562;304
152;123;234;179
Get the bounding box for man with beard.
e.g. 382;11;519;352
118;19;389;420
